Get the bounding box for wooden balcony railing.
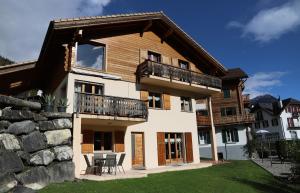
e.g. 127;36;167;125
75;92;148;119
137;60;222;89
242;94;250;103
197;113;255;126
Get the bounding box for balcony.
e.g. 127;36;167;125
137;60;222;95
75;92;148;123
243;94;250;104
197;114;255;127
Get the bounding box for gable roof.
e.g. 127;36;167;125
39;11;227;74
221;68;248;80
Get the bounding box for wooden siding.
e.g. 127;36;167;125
72;31;203;82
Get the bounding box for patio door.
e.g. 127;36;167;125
131;132;144;168
165;133;184;164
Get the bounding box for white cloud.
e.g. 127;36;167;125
227;0;300;42
244;71;287;98
0;0;112;62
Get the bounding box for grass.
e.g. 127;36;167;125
39;161;299;193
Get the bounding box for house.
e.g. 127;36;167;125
251;95;300;140
0;12;249;178
197;68;255;160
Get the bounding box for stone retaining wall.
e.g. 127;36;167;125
0;95;74;193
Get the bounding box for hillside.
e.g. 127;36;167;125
0;55;14;66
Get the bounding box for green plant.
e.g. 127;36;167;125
42;94;56;106
57;98;69;107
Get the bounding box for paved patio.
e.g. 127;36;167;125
80;162;213;181
252;158;292;178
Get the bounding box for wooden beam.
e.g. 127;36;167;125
140;20;152;37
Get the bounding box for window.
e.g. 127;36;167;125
222;128;239;143
265;133;280;141
271;118;279;126
75;81;103;94
148;92;162;109
262;120;269;128
94;132;112;151
148;51;161;63
181;97;192;112
221;107;236;116
256;111;263;121
290;131;298;139
198;130;211;145
254;122;261;129
77;43;105;70
178;60;189;70
223;89;231;99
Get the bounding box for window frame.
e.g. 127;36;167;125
223;89;231;99
198;130;211;145
93;131;113;151
178;59;190;70
254;122;261;129
148;92;163;109
221;107;237;117
222;128;239;143
271;118;279;126
262;120;269;128
181;97;193;112
76;41;106;71
148;51;161;63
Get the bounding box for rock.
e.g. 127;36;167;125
0;120;11;130
30;149;55;166
0;151;24;173
17;166;50;190
16;151;31;165
32;114;47;122
11;185;36;193
0;172;18;193
52;118;72;129
0;109;35;121
53;146;73;161
0;95;41;111
41;112;72;119
7;120;36;135
22;131;47;153
0;133;21;150
38;121;55;131
47;161;75;183
44;129;71;146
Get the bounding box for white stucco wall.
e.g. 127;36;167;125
66;69;200;176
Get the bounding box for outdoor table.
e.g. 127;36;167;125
94;156;117;176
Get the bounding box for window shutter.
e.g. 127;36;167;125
171;58;178;67
157;132;166;166
139;49;148;63
162;55;171;64
140;90;149;101
163;94;171;110
115;131;125;152
222;130;227;143
234;129;239;142
185;132;194;163
81;131;94;153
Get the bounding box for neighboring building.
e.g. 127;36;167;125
0;12;233;177
251;95;300;140
197;68;255;160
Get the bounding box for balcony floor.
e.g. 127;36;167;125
79;114;146;126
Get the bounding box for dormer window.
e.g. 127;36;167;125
77;43;105;70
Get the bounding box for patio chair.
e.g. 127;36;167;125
117;153;126;174
103;154;117;175
84;154;100;175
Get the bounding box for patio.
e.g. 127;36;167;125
80;162;213;181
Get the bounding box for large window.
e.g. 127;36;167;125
221;107;236;116
271;118;279;126
198;130;211;145
254;122;261;129
262;120;269;128
77;43;105;70
223;89;231;99
148;92;162;109
181;97;192;112
222;128;239;143
94;132;112;151
148;51;161;63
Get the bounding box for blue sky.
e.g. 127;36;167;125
0;0;299;99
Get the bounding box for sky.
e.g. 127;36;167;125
0;0;299;99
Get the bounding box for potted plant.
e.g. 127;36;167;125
42;94;56;112
57;98;69;112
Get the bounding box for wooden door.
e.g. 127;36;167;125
185;132;194;163
131;133;144;167
157;132;166;166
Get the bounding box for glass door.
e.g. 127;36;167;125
165;133;184;164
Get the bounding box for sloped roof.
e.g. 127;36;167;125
221;68;248;80
39;11;227;73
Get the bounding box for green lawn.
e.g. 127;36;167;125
39;161;299;193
